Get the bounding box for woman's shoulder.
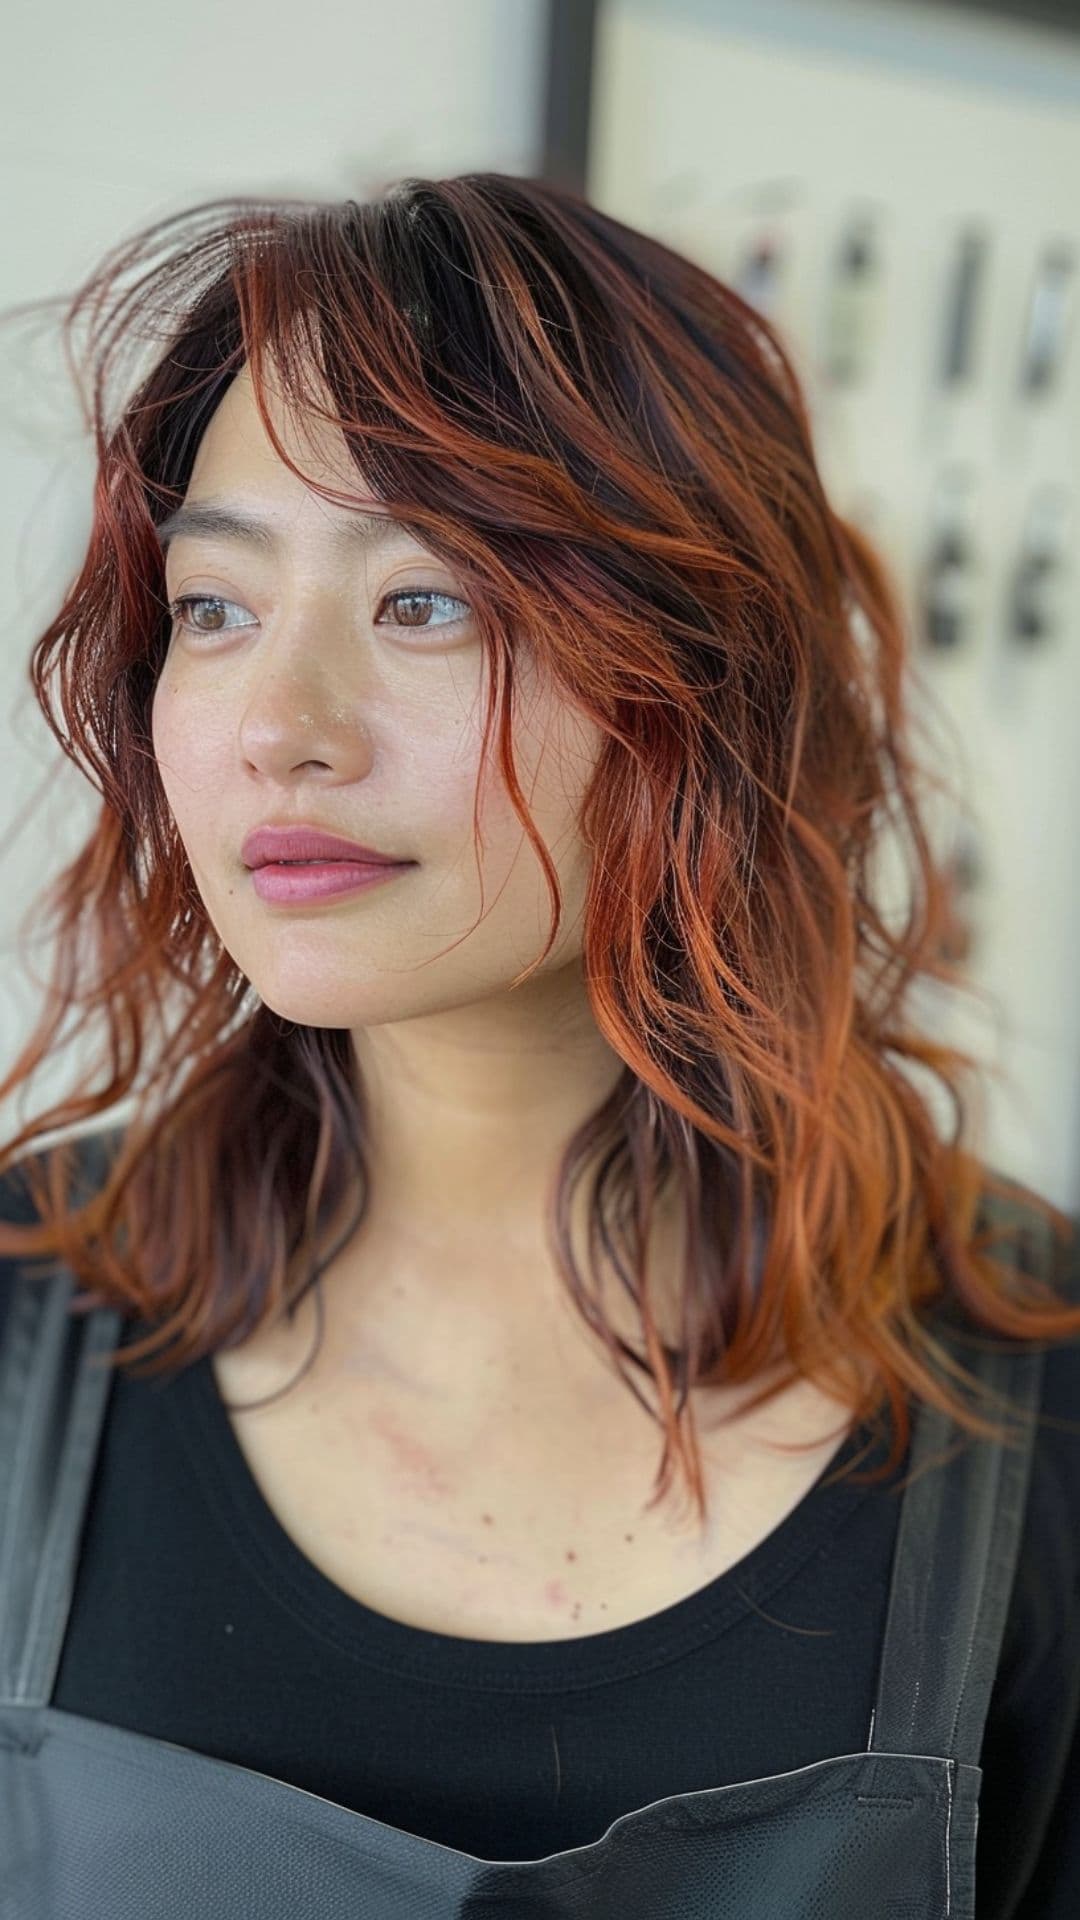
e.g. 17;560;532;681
0;1122;125;1219
929;1164;1080;1346
974;1163;1079;1284
0;1121;127;1348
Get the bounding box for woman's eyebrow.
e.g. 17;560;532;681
153;500;409;556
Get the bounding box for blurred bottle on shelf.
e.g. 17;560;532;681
822;211;884;387
1018;243;1075;397
939;228;989;389
1006;487;1072;648
918;467;981;653
732;229;786;325
934;824;987;967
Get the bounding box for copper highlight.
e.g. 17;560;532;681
0;171;1076;1528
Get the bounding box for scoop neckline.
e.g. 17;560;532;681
158;1337;898;1691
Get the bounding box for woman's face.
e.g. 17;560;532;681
151;362;606;1035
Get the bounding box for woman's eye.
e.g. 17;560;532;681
168;595;254;635
376;589;471;630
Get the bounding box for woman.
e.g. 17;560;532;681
0;171;1077;1918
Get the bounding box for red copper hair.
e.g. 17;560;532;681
0;172;1076;1528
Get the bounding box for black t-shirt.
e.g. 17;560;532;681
33;1291;1079;1917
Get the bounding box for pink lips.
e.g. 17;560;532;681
241;822;415;902
249;860;413;904
241;824;408;868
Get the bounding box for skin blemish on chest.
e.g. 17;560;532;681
367;1405;454;1499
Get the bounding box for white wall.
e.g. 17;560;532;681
0;0;547;1143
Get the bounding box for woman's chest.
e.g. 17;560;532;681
209;1338;853;1642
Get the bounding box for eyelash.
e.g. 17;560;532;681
166;588;471;639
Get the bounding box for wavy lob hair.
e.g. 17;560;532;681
0;170;1076;1528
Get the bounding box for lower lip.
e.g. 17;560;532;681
249;861;414;903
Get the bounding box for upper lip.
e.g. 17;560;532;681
241;824;411;869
